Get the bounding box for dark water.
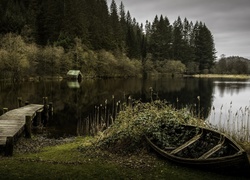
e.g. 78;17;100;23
0;77;249;141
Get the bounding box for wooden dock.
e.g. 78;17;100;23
0;104;44;156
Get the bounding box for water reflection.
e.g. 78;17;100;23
0;77;249;141
67;81;81;88
214;81;250;97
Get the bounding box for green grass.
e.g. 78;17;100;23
0;138;248;179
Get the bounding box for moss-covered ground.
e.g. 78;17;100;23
1;137;248;180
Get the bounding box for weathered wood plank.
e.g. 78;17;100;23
170;132;203;155
0;136;7;145
0;114;26;121
0;120;24;125
0;104;44;153
0;125;24;135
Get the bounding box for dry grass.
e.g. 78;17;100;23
184;74;250;79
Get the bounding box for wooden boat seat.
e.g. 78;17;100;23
198;136;225;159
170;131;203;155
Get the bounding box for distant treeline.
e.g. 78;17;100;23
215;56;250;74
0;0;217;81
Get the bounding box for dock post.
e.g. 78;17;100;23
25;116;32;138
18;97;22;107
104;100;108;127
3;108;8;114
48;102;53;121
112;95;115;122
128;96;132;108
36;109;43;126
5;137;14;156
43;97;48;126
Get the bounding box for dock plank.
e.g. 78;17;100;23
0;104;44;148
0;137;6;145
0;120;24;125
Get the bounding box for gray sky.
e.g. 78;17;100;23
107;0;250;59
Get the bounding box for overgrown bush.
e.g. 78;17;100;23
146;60;186;75
79;101;200;155
0;33;29;81
35;45;64;76
96;50;118;77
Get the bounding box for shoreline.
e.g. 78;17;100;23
183;74;250;79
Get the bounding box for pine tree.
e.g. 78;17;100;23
161;16;172;59
21;0;39;43
172;16;185;61
96;0;113;50
119;2;127;40
181;18;195;65
0;0;26;34
36;1;47;45
126;25;138;58
109;0;123;50
193;22;216;72
148;15;159;60
36;0;63;45
84;0;98;49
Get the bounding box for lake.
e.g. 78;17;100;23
0;76;249;142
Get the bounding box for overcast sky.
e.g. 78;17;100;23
107;0;250;59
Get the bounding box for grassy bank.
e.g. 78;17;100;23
0;101;249;179
0;137;248;180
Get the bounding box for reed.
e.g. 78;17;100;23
81;90;250;143
77;95;132;136
207;102;250;142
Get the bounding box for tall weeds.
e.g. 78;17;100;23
207;102;250;142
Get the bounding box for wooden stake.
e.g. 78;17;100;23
18;97;22;107
112;95;115;121
48;102;53;121
5;136;14;156
36;109;43;126
43;97;48;125
25;116;32;138
3;108;8;114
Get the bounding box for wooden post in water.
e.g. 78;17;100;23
97;104;102;134
85;118;90;135
36;109;43;126
128;96;132;108
96;104;102;123
107;108;110;127
5;137;14;156
116;101;120;115
43;97;48;126
25;101;29;105
104;100;108;127
94;106;97;125
18;97;22;107
48;102;53;121
3;108;8;114
111;95;115;123
25;115;32;138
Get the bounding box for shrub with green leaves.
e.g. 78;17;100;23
81;101;200;155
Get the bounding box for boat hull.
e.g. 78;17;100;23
146;125;250;172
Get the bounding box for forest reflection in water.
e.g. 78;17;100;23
0;77;249;141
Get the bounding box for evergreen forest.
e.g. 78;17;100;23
0;0;217;81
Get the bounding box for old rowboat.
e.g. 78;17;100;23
145;124;250;171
